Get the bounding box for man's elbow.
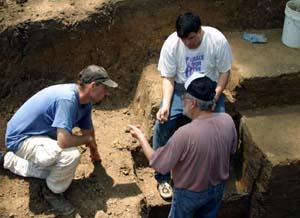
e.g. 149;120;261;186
155;168;169;175
57;137;71;148
150;163;169;175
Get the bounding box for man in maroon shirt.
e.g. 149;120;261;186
129;73;237;218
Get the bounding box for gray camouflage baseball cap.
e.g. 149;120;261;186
79;65;118;88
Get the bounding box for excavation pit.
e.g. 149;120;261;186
1;0;300;218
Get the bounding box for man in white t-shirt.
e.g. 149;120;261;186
153;12;233;199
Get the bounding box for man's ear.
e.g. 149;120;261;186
90;81;98;88
190;99;197;109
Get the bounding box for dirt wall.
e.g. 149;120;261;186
234;73;300;110
0;0;288;142
249;163;300;218
0;0;287;104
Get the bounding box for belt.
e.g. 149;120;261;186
174;82;185;92
174;81;217;92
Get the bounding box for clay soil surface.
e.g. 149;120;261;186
0;1;163;217
0;104;149;218
0;0;291;217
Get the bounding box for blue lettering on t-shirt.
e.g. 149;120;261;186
185;55;204;78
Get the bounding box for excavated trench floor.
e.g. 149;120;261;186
1;1;300;218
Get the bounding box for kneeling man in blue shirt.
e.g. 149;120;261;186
0;65;118;215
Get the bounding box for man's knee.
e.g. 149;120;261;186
60;148;81;166
46;179;72;194
46;148;81;194
18;136;63;168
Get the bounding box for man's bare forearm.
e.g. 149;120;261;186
162;77;175;108
128;124;155;162
57;128;93;148
138;134;155;162
81;129;97;147
215;71;230;99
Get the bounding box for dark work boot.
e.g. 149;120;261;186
0;151;6;168
42;184;75;215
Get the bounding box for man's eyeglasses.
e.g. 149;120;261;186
181;94;194;101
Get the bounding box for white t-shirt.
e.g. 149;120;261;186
158;26;232;83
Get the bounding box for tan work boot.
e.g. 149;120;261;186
157;181;173;200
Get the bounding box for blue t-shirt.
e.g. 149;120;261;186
5;84;93;152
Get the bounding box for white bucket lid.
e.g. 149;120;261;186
286;0;300;20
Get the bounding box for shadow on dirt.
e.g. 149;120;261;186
69;162;142;217
0;162;142;217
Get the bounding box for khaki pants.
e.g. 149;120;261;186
4;136;81;194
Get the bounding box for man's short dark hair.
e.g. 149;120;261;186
176;12;202;38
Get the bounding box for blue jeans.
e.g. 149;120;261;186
152;89;225;182
169;183;225;218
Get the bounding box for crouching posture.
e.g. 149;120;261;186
129;74;237;218
0;65;118;215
